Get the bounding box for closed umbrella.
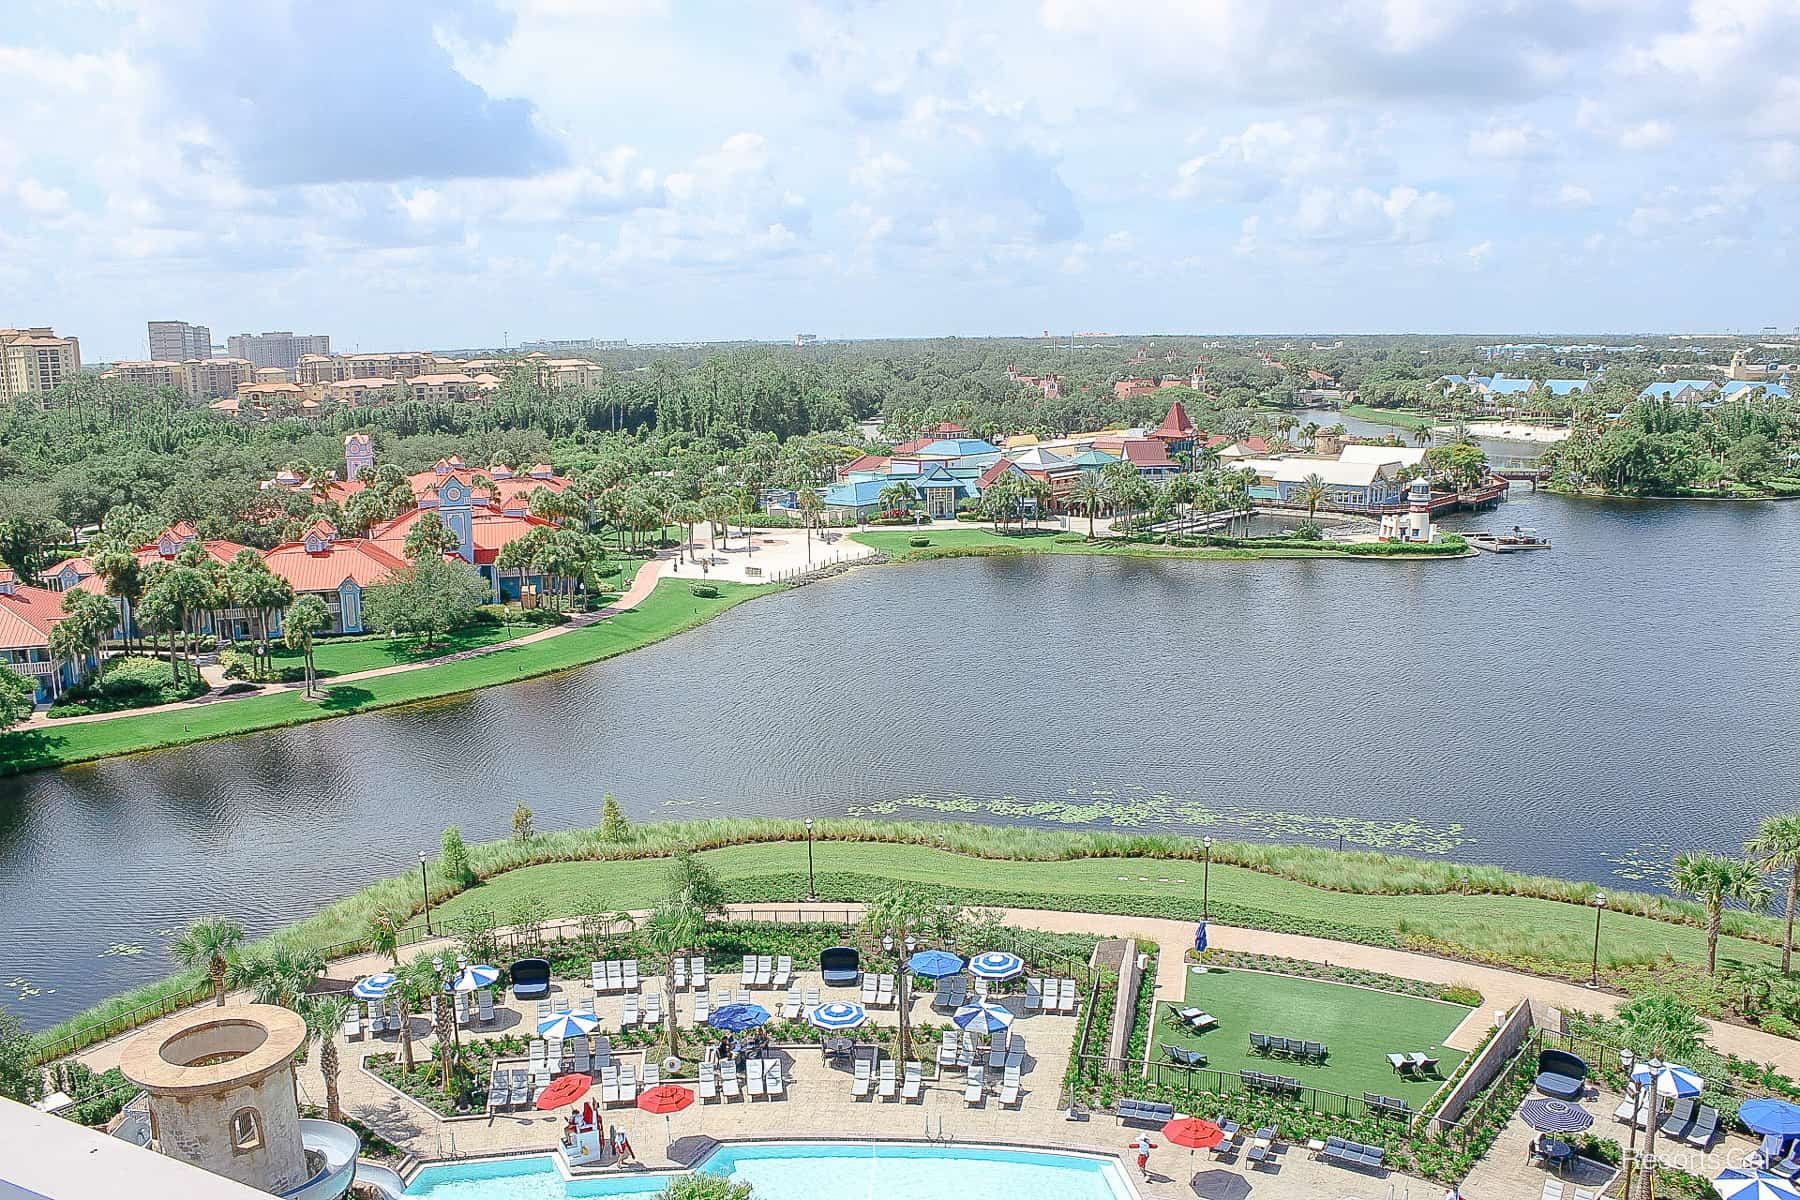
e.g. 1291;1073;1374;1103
808;1002;867;1031
952;1001;1014;1034
352;974;396;1000
1715;1171;1800;1200
708;1003;771;1032
1631;1061;1704;1098
1519;1099;1594;1134
968;952;1024;981
908;950;965;979
1740;1100;1800;1137
537;1011;601;1040
446;964;500;992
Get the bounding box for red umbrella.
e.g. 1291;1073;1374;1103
637;1085;696;1115
1163;1118;1225;1149
535;1074;592;1110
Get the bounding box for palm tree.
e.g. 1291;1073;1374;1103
170;917;244;1006
876;481;915;517
301;994;354;1121
368;909;403;968
1072;473;1106;539
861;884;960;1066
1746;814;1800;972
226;944;324;1009
672;499;706;562
795;489;824;562
1616;990;1706;1200
1296;472;1329;524
646;891;706;1060
401;953;458;1093
1671;851;1771;975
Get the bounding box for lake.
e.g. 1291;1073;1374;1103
4;477;1798;1026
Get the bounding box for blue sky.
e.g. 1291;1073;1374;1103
4;0;1798;360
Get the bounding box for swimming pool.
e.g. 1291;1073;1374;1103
404;1141;1139;1200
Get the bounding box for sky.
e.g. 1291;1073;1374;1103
3;0;1798;360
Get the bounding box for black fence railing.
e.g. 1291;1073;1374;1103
1086;1053;1424;1120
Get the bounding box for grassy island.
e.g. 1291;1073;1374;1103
852;527;1469;562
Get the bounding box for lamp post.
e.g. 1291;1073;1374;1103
419;851;432;936
805;817;816;902
1588;892;1607;988
1201;836;1214;920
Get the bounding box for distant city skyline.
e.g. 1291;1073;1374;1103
4;0;1798;360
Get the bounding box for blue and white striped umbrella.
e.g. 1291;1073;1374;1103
808;1002;867;1031
1715;1170;1800;1200
1519;1099;1594;1134
952;1001;1015;1033
968;952;1025;981
352;973;396;1000
446;964;500;993
537;1010;600;1039
1631;1061;1704;1098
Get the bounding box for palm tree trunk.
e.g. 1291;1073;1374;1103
1784;868;1799;974
322;1040;343;1121
400;998;416;1071
211;961;226;1006
1708;907;1722;974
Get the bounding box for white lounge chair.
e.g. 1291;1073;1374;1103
1025;978;1044;1012
697;1062;717;1101
621;993;639;1026
691;956;707;989
803;987;820;1019
878;1059;898;1100
765;1059;786;1099
937;1030;960;1068
959;1032;978;1069
590;961;607;991
720;1063;741;1101
508;1070;529;1109
618;1063;637;1103
674;958;689;990
1006;1034;1026;1069
642;1061;660;1090
851;1054;873;1098
644;993;662;1026
735;988;752;1006
860;975;878;1005
546;1036;564;1069
693;990;711;1024
600;1064;621;1104
755;955;774;988
593;1036;612;1069
741;958;756;987
606;961;624;992
341;1007;361;1041
553;995;571;1015
1058;978;1076;1013
782;988;802;1020
623;960;640;991
573;1042;591;1074
902;1061;923;1101
964;1063;986;1105
999;1063;1022;1107
745;1057;766;1100
774;955;793;989
477;989;495;1024
875;974;894;1008
973;976;991;1000
987;1032;1010;1069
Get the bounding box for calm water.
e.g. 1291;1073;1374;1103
4;485;1799;1026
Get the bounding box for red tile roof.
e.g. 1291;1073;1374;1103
976;458;1020;488
1119;439;1176;469
263;537;409;592
0;581;74;649
369;509;557;566
134;524;250;566
43;556;96;580
841;454;890;476
1153;399;1196;440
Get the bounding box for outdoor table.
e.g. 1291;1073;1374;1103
821;1037;854;1062
1542;1140;1574;1172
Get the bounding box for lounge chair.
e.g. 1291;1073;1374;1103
622;960;639;991
803;987;820;1018
511;958;552;1001
938;1030;960;1068
600;1064;621;1104
553;995;571;1015
606;961;624;992
1024;978;1043;1011
642;1061;660;1090
546;1036;564;1069
1660;1097;1698;1139
764;1059;786;1099
1542;1182;1565;1200
959;1032;978;1069
782;988;802;1020
697;1062;717;1102
486;1074;508;1114
1305;1041;1327;1062
1000;1064;1022;1107
741;958;757;988
674;957;689;990
878;1059;898;1099
1058;979;1076;1012
902;1061;923;1101
693;990;711;1024
590;961;607;992
734;988;752;1006
1387;1053;1414;1074
745;1058;765;1099
1251;1032;1271;1054
851;1054;873;1098
478;989;495;1024
973;976;991;1000
1116;1098;1177;1126
720;1063;741;1101
757;956;775;988
988;1032;1010;1069
1752;1134;1787;1169
1535;1049;1588;1100
618;1063;637;1103
1178;1007;1219;1031
876;974;895;1008
820;946;860;987
342;1007;361;1041
860;975;878;1004
644;993;662;1026
964;1063;986;1105
1682;1106;1719;1149
774;955;793;989
933;977;956;1009
621;993;639;1026
1412;1053;1438;1076
573;1043;590;1074
691;956;707;989
593;1036;612;1069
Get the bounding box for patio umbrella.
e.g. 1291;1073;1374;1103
537;1011;601;1040
1189;1168;1251;1200
808;1002;867;1031
1740;1100;1800;1137
1162;1117;1225;1149
638;1084;696;1152
952;1001;1015;1034
446;964;500;992
908;950;965;979
1631;1061;1704;1098
1519;1099;1594;1134
535;1073;591;1110
352;973;396;1000
708;1003;771;1032
1715;1171;1800;1200
968;952;1025;981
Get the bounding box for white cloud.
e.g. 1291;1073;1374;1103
1546;183;1595;209
1291;185;1454;244
1618;120;1675;151
1467;122;1555;160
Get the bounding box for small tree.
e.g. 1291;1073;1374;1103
0;668;36;731
170;917;245;1006
1745;813;1800;973
512;802;536;843
861;883;960;1065
301;994;353;1121
368;909;402;967
440;826;475;885
1671;851;1771;975
658;1174;753;1200
0;1004;43;1104
402;512;462;561
599;794;630;841
282;594;332;697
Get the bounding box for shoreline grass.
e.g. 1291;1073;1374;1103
850;527;1461;563
1342;404;1435;430
34;817;1792;1055
0;579;775;777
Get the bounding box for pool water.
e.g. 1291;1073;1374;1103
404;1142;1137;1200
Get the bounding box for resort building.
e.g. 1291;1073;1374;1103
0;569;96;701
0;326;81;401
179;357;259;400
227;331;330;370
260;523;411;636
104;360;184;390
406;372;502;403
531;358;604;389
1639;380;1718;403
296;351;436;385
147;319;212;361
1235;444;1424;511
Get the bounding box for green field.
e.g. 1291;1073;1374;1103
1342;404;1436;430
852;527;1344;561
272;622;523;676
0;580;773;775
1157;967;1469;1100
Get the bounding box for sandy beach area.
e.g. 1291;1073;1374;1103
1434;421;1570;444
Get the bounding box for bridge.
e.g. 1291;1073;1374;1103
1491;455;1551;487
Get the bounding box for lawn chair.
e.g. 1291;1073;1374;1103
573;1042;591;1074
608;961;626;992
973;976;991;1000
1251;1032;1271;1054
621;993;639;1026
764;1059;787;1100
938;1030;961;1068
341;1007;361;1042
734;988;752;1006
783;988;802;1019
741;958;756;988
546;1036;564;1069
590;961;607;992
860;974;878;1004
697;1062;717;1102
959;1031;978;1069
622;959;640;991
509;1070;529;1110
988;1032;1010;1070
1413;1053;1438;1076
964;1063;987;1106
693;989;711;1024
553;995;571;1015
691;956;707;990
644;992;663;1027
1025;978;1044;1012
902;1061;923;1101
618;1063;637;1103
1304;1041;1325;1062
593;1036;612;1069
535;999;552;1022
755;956;773;988
486;1073;508;1114
642;1061;660;1090
851;1054;873;1098
478;989;495;1024
720;1062;741;1101
1058;978;1076;1012
774;955;793;989
1684;1106;1720;1148
1752;1133;1786;1169
877;974;895;1008
803;987;820;1018
934;977;955;1009
673;957;689;990
1387;1053;1414;1074
878;1059;898;1099
600;1064;621;1104
1660;1098;1698;1139
999;1064;1022;1107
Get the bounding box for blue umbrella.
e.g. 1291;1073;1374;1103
1519;1099;1594;1134
446;964;500;993
537;1011;600;1039
1631;1061;1704;1098
1741;1100;1800;1137
353;973;396;1000
909;950;965;979
1715;1171;1800;1200
968;952;1024;981
709;1003;771;1032
952;1001;1015;1033
808;1002;867;1031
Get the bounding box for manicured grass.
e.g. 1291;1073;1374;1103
852;527;1342;562
0;580;774;776
1342;404;1435;430
274;623;522;676
1156;967;1469;1099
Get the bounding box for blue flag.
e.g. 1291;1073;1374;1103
1194;922;1208;954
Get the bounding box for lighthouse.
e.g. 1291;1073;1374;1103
1381;475;1434;543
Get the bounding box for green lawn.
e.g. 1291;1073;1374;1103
1157;967;1469;1101
415;840;1788;976
0;580;774;775
1342;404;1436;430
851;527;1342;561
274;623;523;677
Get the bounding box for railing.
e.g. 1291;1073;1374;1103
767;549;858;585
1085;1053;1418;1120
9;660;53;676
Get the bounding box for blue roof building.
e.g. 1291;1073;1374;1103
1640;380;1718;401
913;438;1001;459
1487;376;1534;397
1720;380;1791;401
1542;380;1591;397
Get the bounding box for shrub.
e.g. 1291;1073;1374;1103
1441;984;1483;1007
440;827;475;885
690;583;720;598
218;681;260;697
600;794;630;841
512;803;536;843
1292;520;1324;540
1053;533;1085;544
467;606;506;627
515;608;569;626
909;536;930;547
46;656;208;717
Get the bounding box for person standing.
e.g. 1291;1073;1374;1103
1130;1136;1158;1181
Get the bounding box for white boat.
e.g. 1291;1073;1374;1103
1465;526;1551;553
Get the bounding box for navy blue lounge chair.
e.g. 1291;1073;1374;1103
510;957;551;1001
1534;1049;1587;1099
820;946;861;987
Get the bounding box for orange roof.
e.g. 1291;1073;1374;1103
841;454;890;475
1153;399;1196;440
43;556;96;580
370;509;556;565
263;537;409;592
134;523;249;566
0;580;74;649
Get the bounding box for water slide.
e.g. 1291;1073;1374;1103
355;1161;408;1199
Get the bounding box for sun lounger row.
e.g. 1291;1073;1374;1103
1173;1006;1218;1032
1362;1092;1411;1117
860;973;898;1007
779;986;820;1020
1318;1135;1385;1171
1240;1070;1300;1095
486;1068;542;1112
1117;1097;1177;1125
738;955;793;989
671;956;708;991
1385;1051;1441;1076
590;959;641;993
616;991;663;1027
1160;1042;1207;1068
1026;977;1078;1013
932;976;969;1010
1659;1098;1719;1148
695;1055;788;1100
1250;1033;1326;1060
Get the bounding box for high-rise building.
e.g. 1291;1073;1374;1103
226;331;331;371
0;327;81;400
147;319;212;361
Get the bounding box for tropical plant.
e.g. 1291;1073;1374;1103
368;909;403;967
440;826;475;885
402;512;462;562
1671;852;1771;974
1071;473;1106;538
282;593;332;697
1295;472;1329;523
226;944;324;1009
600;794;630;841
0;664;34;732
861;883;960;1064
1746;814;1800;972
0;1004;42;1104
1616;990;1706;1200
657;1175;753;1200
170;917;245;1006
512;802;536;843
301;994;354;1121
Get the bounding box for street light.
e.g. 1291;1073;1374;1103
1588;892;1607;989
1202;836;1215;920
419;851;432;936
805;818;816;902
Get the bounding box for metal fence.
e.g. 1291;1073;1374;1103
1081;1053;1427;1121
